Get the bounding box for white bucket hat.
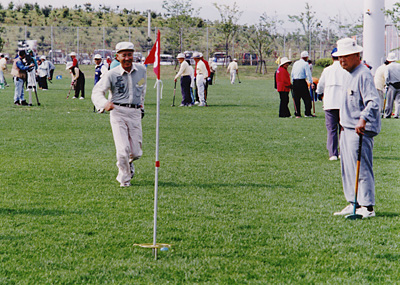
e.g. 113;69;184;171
115;42;135;53
300;51;309;58
192;52;201;58
176;53;185;59
40;55;46;60
332;38;363;57
94;54;102;59
69;52;76;56
387;52;398;62
279;57;292;66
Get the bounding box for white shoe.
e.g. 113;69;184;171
198;102;206;107
79;97;84;100
356;206;376;218
194;101;199;105
333;204;355;216
120;182;131;187
329;156;338;161
178;104;185;107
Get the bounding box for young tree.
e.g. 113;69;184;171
213;2;242;66
288;2;321;56
245;13;282;74
162;0;200;53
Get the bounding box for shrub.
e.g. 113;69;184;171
315;58;333;67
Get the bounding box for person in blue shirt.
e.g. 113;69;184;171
291;51;314;118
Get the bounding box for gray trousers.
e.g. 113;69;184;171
340;128;375;206
384;85;400;118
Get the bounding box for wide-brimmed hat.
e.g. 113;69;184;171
176;53;185;59
192;52;201;59
116;42;134;53
233;58;237;61
279;57;292;66
94;54;102;59
40;55;46;60
69;52;76;56
300;51;309;58
332;38;363;57
387;52;398;62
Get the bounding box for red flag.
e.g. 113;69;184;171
144;30;160;80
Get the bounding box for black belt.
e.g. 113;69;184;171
293;79;306;81
114;103;142;109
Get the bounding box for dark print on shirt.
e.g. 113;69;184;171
116;76;125;94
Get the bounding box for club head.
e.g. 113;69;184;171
345;214;363;220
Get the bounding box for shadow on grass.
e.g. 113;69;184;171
376;212;399;218
374;156;400;161
0;208;80;216
136;180;290;189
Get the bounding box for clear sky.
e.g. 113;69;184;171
1;0;398;28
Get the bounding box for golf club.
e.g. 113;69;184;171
171;80;176;107
34;87;41;106
346;134;364;220
381;88;387;118
237;73;241;83
66;84;73;99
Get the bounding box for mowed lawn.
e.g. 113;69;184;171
0;64;400;283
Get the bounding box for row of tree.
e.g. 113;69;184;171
2;0;393;73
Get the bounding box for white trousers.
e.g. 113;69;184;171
110;105;142;184
340;128;375;206
196;74;206;104
230;70;236;84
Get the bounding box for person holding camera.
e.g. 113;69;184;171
11;50;34;106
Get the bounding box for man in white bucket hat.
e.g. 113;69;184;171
332;38;381;219
383;52;400;118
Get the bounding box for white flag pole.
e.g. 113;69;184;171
152;79;161;260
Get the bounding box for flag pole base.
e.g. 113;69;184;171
133;243;172;259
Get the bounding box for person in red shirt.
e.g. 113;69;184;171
276;57;292;117
69;52;78;68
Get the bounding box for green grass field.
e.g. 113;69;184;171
1;64;400;283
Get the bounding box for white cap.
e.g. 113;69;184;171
300;51;309;58
69;52;76;56
233;58;237;61
94;54;102;59
116;42;135;53
66;62;73;70
192;52;201;58
387;52;398;62
279;57;292;66
332;38;363;57
176;53;185;59
40;55;46;60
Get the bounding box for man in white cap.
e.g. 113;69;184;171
383;52;400;118
174;53;192;106
37;55;50;90
316;47;349;161
227;58;238;84
93;54;108;86
92;42;147;187
332;38;381;218
0;54;9;88
291;51;313;118
193;51;207;107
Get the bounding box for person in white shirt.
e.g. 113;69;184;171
383;52;400;118
227;58;238;84
374;61;389;113
193;52;207;107
174;53;192;106
316;48;349;161
0;54;9;87
291;51;314;118
37;55;50;90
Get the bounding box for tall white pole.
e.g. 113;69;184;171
153;79;161;260
363;0;385;74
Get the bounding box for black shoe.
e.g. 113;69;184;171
20;100;28;106
14;101;21;105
